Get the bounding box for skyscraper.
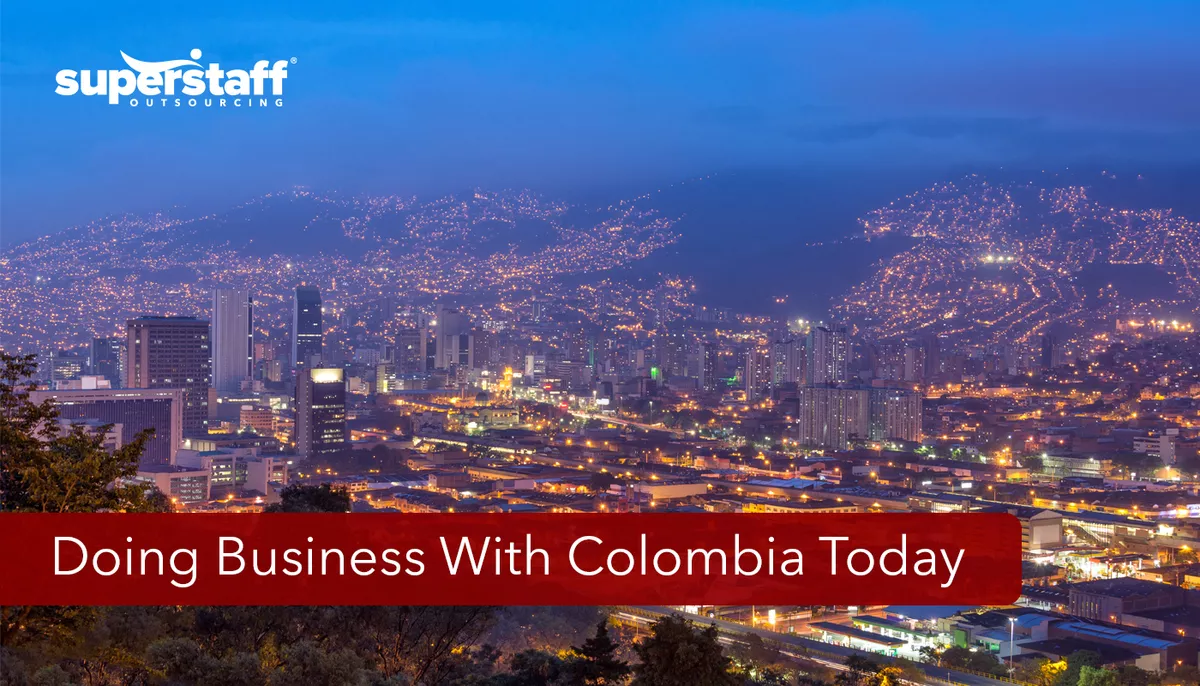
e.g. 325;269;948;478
90;337;125;388
806;325;850;385
434;306;472;369
296;367;347;459
212;288;253;392
293;286;323;369
125;316;211;436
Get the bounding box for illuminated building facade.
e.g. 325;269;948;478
296;367;347;459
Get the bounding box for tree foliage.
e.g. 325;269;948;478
631;615;739;686
568;620;630;685
264;483;352;513
1;352;162;514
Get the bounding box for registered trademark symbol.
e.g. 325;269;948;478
290;57;298;64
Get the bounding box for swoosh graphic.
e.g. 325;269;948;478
120;51;201;74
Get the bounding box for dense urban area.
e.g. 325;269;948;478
4;176;1200;685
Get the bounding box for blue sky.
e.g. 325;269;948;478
2;0;1199;243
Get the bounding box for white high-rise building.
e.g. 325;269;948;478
212;288;253;392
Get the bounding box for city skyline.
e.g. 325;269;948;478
5;3;1200;685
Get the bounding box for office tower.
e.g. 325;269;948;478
434;306;472;369
126;316;211;436
806;325;850;385
296;368;347;459
212;288;254;392
46;350;85;385
292;286;323;369
471;329;498;370
744;346;772;397
525;354;547;378
90;337;125;388
796;385;871;450
31;387;184;465
395;328;423;373
868;388;924;443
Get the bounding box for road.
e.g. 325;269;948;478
568;410;690;437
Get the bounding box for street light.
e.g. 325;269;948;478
1008;617;1017;670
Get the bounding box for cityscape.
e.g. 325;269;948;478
5;0;1200;683
3;171;1200;685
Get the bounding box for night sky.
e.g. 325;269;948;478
2;0;1198;243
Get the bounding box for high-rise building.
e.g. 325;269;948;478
212;288;254;392
395;328;424;373
292;286;323;369
796;385;871;450
868;388;924;443
771;338;805;386
31;387;184;465
806;325;850;385
700;341;720;392
797;385;924;449
744;346;772;397
902;341;926;383
658;330;690;379
47;350;85;385
296;367;347;459
90;337;125;388
434;306;472;369
126;316;211;437
870;341;905;382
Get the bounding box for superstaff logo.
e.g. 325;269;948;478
55;49;292;108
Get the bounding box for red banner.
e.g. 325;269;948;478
0;513;1021;606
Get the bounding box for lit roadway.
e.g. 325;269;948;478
613;606;1017;686
568;410;690;437
521;450;832;501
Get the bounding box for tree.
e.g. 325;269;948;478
834;655;879;686
566;620;629;685
309;606;496;683
937;646;1006;676
1162;664;1200;686
1057;650;1103;686
492;650;564;686
1076;665;1120;686
1112;665;1156;686
1013;657;1067;686
1;353;164;650
632;615;739;686
268;640;371;686
589;471;618;493
147;636;264;686
0;353;160;514
264;483;351;513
